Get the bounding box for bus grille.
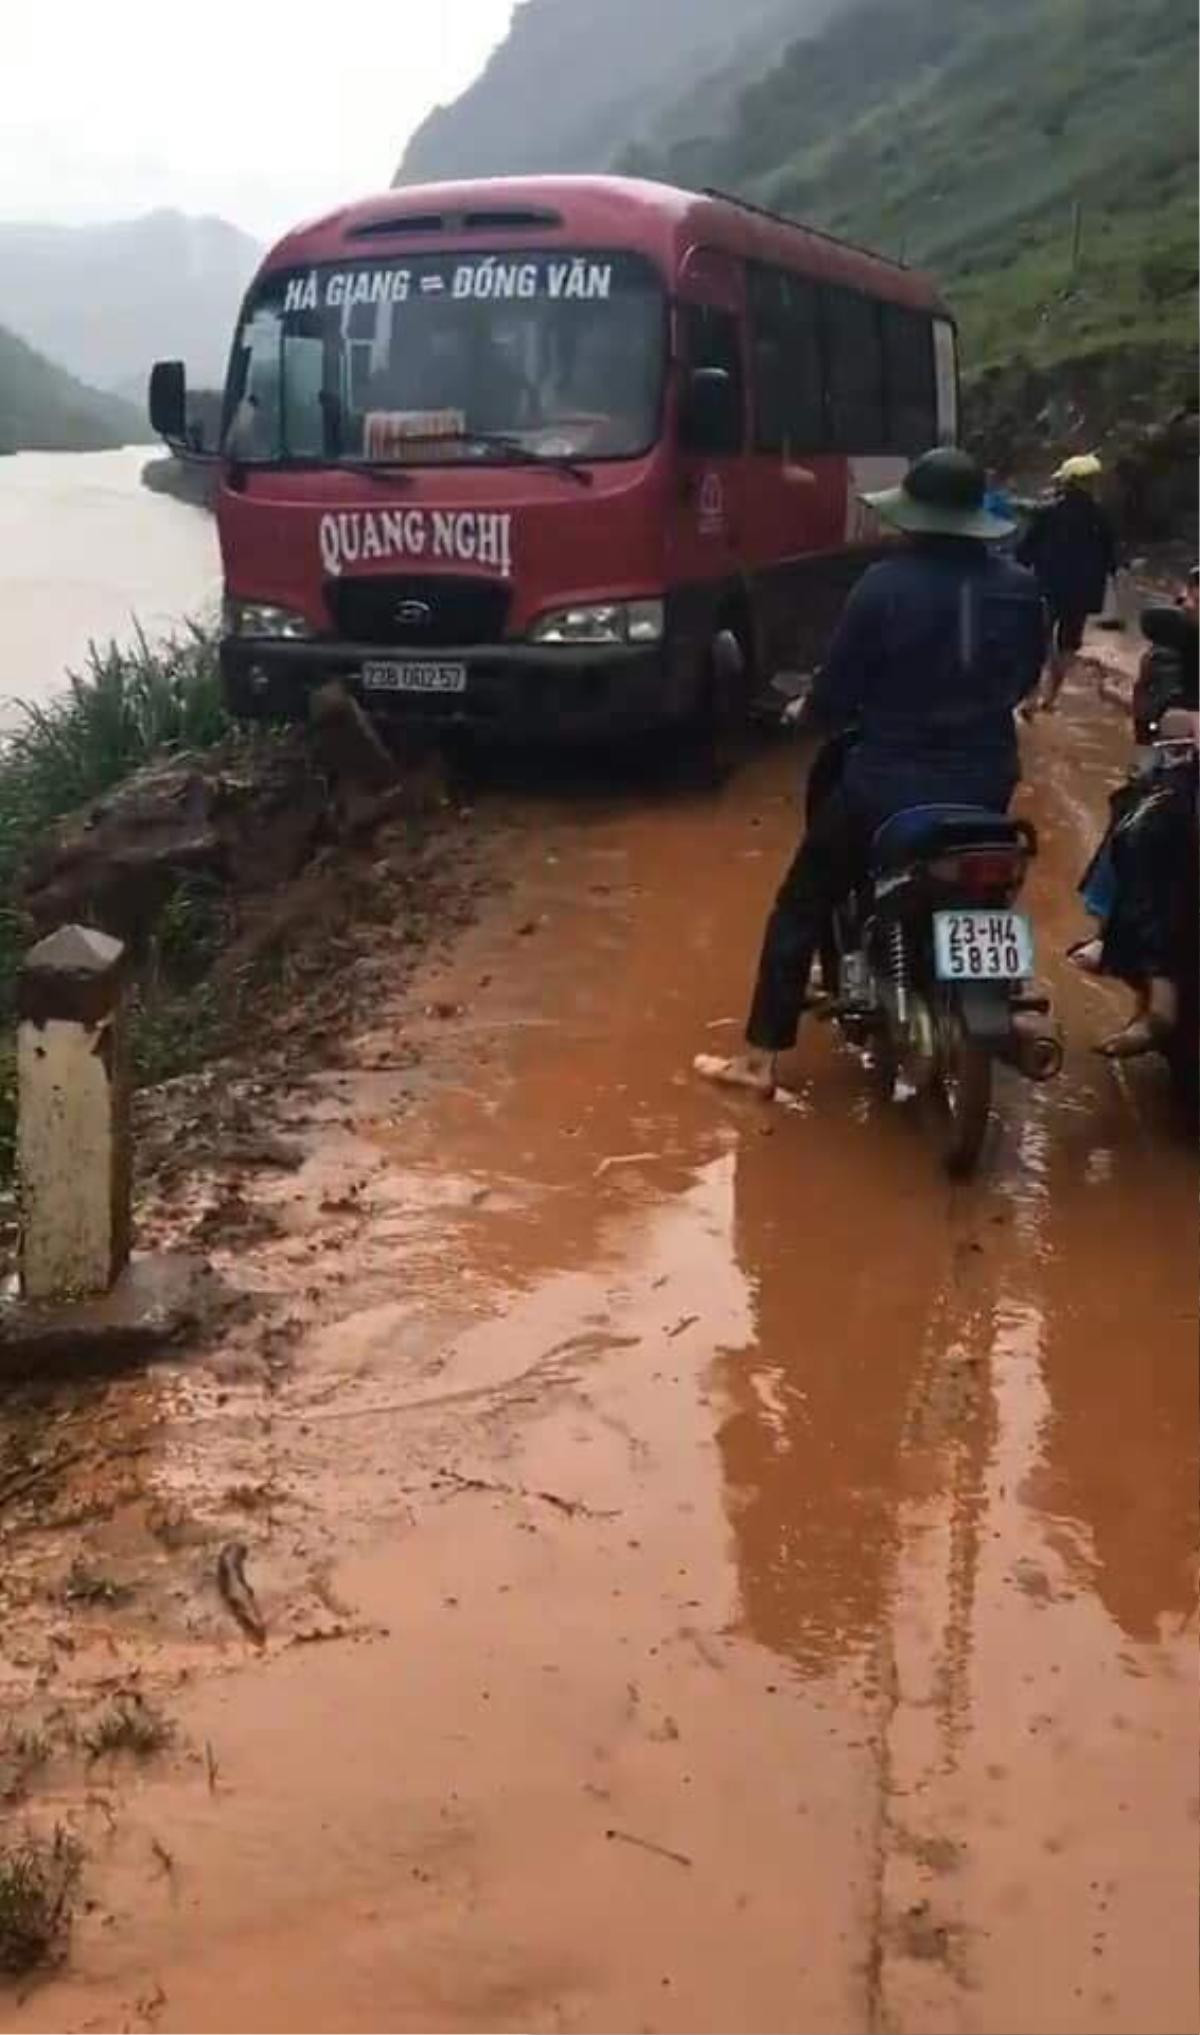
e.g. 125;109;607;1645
326;575;511;647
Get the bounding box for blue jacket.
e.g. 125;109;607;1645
809;538;1046;822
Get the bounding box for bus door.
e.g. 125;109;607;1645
669;250;747;630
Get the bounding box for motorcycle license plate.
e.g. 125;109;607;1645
934;910;1034;982
362;660;467;694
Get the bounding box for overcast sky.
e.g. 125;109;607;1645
5;1;516;242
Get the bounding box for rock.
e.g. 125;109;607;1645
219;1131;305;1172
0;1251;224;1382
19;736;328;947
309;683;396;793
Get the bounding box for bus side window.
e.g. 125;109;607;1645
749;265;824;457
883;304;937;455
822;286;886;454
679;303;744;457
749;267;787;454
933;319;959;445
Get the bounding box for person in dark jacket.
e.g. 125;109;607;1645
1131;569;1200;741
1016;452;1119;709
696;449;1046;1096
1072;580;1198;1056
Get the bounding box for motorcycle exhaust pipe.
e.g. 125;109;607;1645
1015;1029;1064;1082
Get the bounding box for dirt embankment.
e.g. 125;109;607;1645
0;698;484;1278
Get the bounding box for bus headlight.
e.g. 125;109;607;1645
530;598;664;646
223;598;313;641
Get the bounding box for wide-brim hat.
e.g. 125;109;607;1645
862;447;1016;541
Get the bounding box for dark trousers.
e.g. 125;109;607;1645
1102;767;1197;983
746;789;865;1053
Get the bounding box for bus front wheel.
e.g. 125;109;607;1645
682;627;750;788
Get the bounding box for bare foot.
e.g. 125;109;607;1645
693;1049;777;1097
1068;938;1104;976
1096;996;1175;1058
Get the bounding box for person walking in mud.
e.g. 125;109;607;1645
695;448;1045;1098
1016;452;1119;710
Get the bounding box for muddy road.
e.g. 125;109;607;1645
2;659;1196;2035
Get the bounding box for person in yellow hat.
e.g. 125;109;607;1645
1016;452;1119;708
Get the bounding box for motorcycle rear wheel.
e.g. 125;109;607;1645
932;1005;993;1179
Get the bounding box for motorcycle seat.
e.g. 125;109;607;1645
871;804;1025;873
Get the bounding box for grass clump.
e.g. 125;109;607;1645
0;622;228;1026
0;1727;52;1805
0;1828;81;1978
0;623;232;1190
82;1695;173;1763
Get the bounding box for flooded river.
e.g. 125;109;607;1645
2;649;1194;2034
0;446;219;729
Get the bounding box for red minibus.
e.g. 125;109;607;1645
150;176;957;746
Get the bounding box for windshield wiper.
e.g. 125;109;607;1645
322;458;418;485
241;455;417;485
438;430;594;487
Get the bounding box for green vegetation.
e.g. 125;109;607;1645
0;322;142;454
0;625;227;1007
0;627;230;1178
622;0;1197;387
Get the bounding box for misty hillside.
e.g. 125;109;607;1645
625;0;1197;385
0;324;143;454
395;0;1196;396
395;0;837;184
0;210;262;402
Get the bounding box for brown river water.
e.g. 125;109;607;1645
0;448;219;730
0;582;1194;2026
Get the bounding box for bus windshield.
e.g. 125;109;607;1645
224;249;666;467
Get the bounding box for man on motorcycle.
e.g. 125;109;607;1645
696;447;1046;1097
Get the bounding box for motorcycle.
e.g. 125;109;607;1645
818;802;1063;1177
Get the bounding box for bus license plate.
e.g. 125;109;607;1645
933;909;1034;982
362;660;467;694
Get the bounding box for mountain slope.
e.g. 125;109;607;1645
0;211;262;399
623;0;1197;383
0;324;143;454
394;0;1195;395
395;0;838;184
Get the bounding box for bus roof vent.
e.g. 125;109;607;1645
347;214;447;238
462;207;562;231
346;207;562;241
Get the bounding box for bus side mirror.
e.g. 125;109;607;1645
149;360;187;443
681;366;739;457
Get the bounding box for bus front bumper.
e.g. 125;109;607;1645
221;636;690;738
